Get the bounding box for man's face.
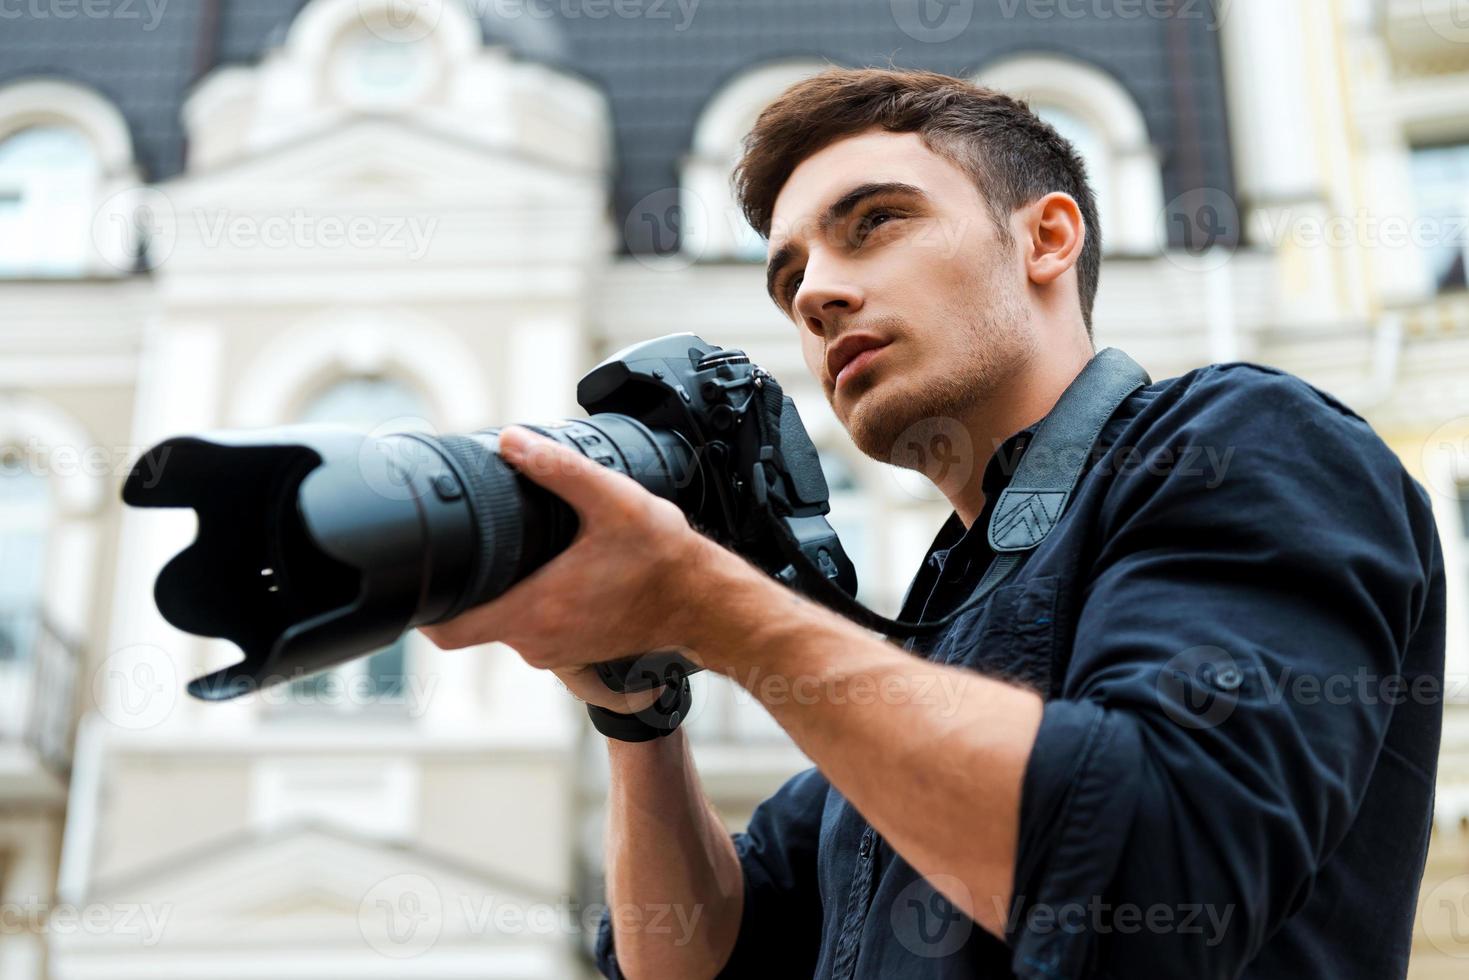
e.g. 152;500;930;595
766;129;1038;464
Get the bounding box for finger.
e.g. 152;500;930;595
498;425;644;520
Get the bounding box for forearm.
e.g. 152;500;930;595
604;727;744;978
691;545;1044;938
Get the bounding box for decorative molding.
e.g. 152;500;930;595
0;79;137;178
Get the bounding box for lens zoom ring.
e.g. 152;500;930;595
437;434;524;611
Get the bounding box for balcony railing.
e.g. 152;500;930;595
0;609;81;778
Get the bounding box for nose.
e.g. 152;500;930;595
792;258;864;338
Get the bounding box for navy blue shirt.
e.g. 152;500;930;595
595;362;1446;979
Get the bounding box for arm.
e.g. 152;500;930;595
597;729;744;979
593;729;831;979
685;366;1439;974
687;544;1045;939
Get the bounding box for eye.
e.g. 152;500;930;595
852;208;899;243
784;271;804;306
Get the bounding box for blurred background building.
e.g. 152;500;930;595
0;0;1466;976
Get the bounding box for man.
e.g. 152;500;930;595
423;69;1445;978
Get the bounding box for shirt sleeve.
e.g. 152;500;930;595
594;764;829;979
1005;365;1442;978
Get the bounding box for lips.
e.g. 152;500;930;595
826;334;891;389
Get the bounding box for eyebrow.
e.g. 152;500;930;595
764;181;928;309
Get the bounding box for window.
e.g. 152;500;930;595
682;62;826;261
1034;105;1112;225
1410;141;1469;294
0;456;50;741
273;376;433;718
330;29;438;109
974;55;1163;255
0;126;99;277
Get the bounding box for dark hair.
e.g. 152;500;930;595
733;66;1102;336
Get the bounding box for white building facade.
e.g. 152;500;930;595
0;0;1466;975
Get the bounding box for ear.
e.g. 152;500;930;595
1018;192;1085;287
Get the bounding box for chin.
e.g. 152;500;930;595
841;376;928;461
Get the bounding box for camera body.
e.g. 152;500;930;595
123;333;857;700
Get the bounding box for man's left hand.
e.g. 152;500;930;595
419;425;739;672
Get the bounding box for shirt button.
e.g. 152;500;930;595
1214;665;1243;691
859;834;873;858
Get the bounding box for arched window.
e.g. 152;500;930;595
682;61;827;262
0;126;99;276
975;56;1163;256
273;375;434;718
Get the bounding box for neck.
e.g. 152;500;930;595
949;340;1095;530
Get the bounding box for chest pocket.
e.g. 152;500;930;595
929;572;1061;697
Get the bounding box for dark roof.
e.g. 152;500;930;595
0;0;1235;252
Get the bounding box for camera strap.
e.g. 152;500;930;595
751;347;1151;640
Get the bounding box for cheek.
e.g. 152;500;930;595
799;332;824;380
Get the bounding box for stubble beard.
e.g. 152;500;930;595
844;290;1034;469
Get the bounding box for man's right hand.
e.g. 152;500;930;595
553;662;666;715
